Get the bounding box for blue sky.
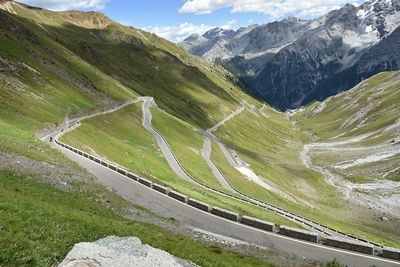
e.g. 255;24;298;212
20;0;365;42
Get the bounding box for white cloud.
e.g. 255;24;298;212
179;0;231;15
18;0;109;11
179;0;364;19
222;19;239;29
144;20;237;43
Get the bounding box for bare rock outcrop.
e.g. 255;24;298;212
59;236;197;267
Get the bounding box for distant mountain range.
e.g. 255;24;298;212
181;0;400;110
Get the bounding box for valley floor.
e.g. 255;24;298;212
300;131;400;216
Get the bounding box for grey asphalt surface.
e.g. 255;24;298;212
200;103;247;192
205;103;248;168
42;99;400;266
201;136;236;192
139;97;329;236
200;104;358;240
44;137;400;267
139;96;197;185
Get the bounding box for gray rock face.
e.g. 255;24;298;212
59;236;197;267
181;0;400;110
304;25;400;103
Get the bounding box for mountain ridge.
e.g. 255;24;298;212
181;0;400;110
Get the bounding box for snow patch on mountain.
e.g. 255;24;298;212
186;5;376;62
181;0;400;110
181;16;311;63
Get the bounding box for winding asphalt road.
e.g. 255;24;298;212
139;96;197;185
200;103;247;191
198;103;362;241
201;136;236;191
42;99;400;266
139;97;334;236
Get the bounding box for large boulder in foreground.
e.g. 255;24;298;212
59;236;197;267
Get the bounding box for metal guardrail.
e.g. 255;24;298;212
53;137;400;261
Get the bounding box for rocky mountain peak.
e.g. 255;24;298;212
186;33;200;41
203;27;235;40
282;16;303;23
182;0;400;110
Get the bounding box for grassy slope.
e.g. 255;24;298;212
61;104;299;228
296;72;400;182
215;107;324;206
9;2;241;129
0;3;279;265
151;108;228;191
0;0;244;164
3;2;299;228
214;102;400;247
0;4;139;165
60;103;180;183
0;170;274;267
298;72;400;141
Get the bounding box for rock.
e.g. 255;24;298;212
380;216;389;221
59;236;197;267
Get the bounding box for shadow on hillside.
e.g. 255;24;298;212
44;21;241;128
1;9;245;128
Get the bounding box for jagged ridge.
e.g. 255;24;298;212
181;0;400;110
